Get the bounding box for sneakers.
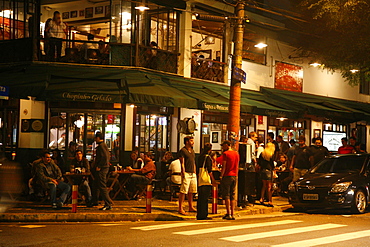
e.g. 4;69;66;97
223;214;235;220
57;201;63;209
52;203;57;209
99;205;112;211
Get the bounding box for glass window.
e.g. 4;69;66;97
49;111;120;162
134;113;170;161
0;0;29;40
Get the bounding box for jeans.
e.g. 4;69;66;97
49;181;71;204
80;180;92;202
97;167;112;207
128;174;150;193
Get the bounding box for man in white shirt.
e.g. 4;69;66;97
45;11;67;61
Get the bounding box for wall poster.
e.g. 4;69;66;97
275;61;303;92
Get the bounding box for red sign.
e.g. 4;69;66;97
107;114;114;124
275;61;303;92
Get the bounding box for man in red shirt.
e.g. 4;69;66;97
220;140;239;220
338;137;354;154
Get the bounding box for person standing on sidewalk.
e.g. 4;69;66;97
178;136;197;215
94;132;113;210
196;143;215;220
220;140;239;220
290;135;313;182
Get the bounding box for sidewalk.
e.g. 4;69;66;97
0;195;292;222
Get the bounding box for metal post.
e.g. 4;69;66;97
71;185;78;213
146;184;152;213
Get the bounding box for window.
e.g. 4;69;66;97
243;29;266;64
0;0;29;40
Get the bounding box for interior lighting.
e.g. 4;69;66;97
135;6;149;11
350;69;359;73
129;104;135;108
277;117;288;121
254;43;267;48
0;10;13;18
310;62;321;67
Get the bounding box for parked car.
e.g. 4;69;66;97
288;154;370;213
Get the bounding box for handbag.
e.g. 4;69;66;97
198;155;211;186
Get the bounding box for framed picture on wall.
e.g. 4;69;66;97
85;7;93;18
314;129;321;138
79;10;84;17
105;5;111;16
62;12;69;19
212;132;219;143
257;130;265;143
95;6;103;15
70;10;77;18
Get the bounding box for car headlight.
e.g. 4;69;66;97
330;182;352;193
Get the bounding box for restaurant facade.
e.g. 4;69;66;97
1;0;370;167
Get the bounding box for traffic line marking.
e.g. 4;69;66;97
173;220;301;236
271;229;370;247
131;222;210;231
19;225;46;229
99;223;126;227
221;223;346;243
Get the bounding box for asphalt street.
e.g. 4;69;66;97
2;211;370;247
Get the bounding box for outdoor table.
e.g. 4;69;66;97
109;170;135;200
64;172;92;185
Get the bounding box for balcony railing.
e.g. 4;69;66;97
191;57;226;83
0;38;179;74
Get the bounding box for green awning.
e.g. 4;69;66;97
0;63;198;108
261;87;370;123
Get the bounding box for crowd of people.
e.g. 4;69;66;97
28;129;366;219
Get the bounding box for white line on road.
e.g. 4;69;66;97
19;225;46;229
173;220;301;236
131;222;210;231
99;223;126;227
220;223;346;243
271;229;370;247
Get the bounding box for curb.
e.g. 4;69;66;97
0;205;292;222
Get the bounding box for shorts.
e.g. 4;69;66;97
220;176;236;200
180;172;197;194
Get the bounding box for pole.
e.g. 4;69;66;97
211;184;218;214
146;184;152;213
71;185;78;213
228;0;245;149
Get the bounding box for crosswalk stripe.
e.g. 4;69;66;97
19;225;46;229
99;224;125;227
173;220;301;236
131;222;210;231
271;229;370;247
221;223;346;243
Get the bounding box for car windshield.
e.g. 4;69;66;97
310;156;366;173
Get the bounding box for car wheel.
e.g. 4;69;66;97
351;189;367;214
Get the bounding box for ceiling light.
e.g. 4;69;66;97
135;6;149;11
277;117;288;121
310;62;321;67
254;43;267;48
350;69;359;73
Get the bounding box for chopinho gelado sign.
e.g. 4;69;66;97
60;92;114;102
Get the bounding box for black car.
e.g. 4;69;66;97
288;154;370;213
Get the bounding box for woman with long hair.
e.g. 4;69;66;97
258;142;275;207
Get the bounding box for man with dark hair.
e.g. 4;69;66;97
33;151;71;209
338;137;354;154
178;136;197;215
349;137;357;148
276;135;290;155
290;135;313;182
309;137;329;166
93;132;113;210
220;140;239;220
267;132;280;161
127;152;156;199
70;150;92;206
